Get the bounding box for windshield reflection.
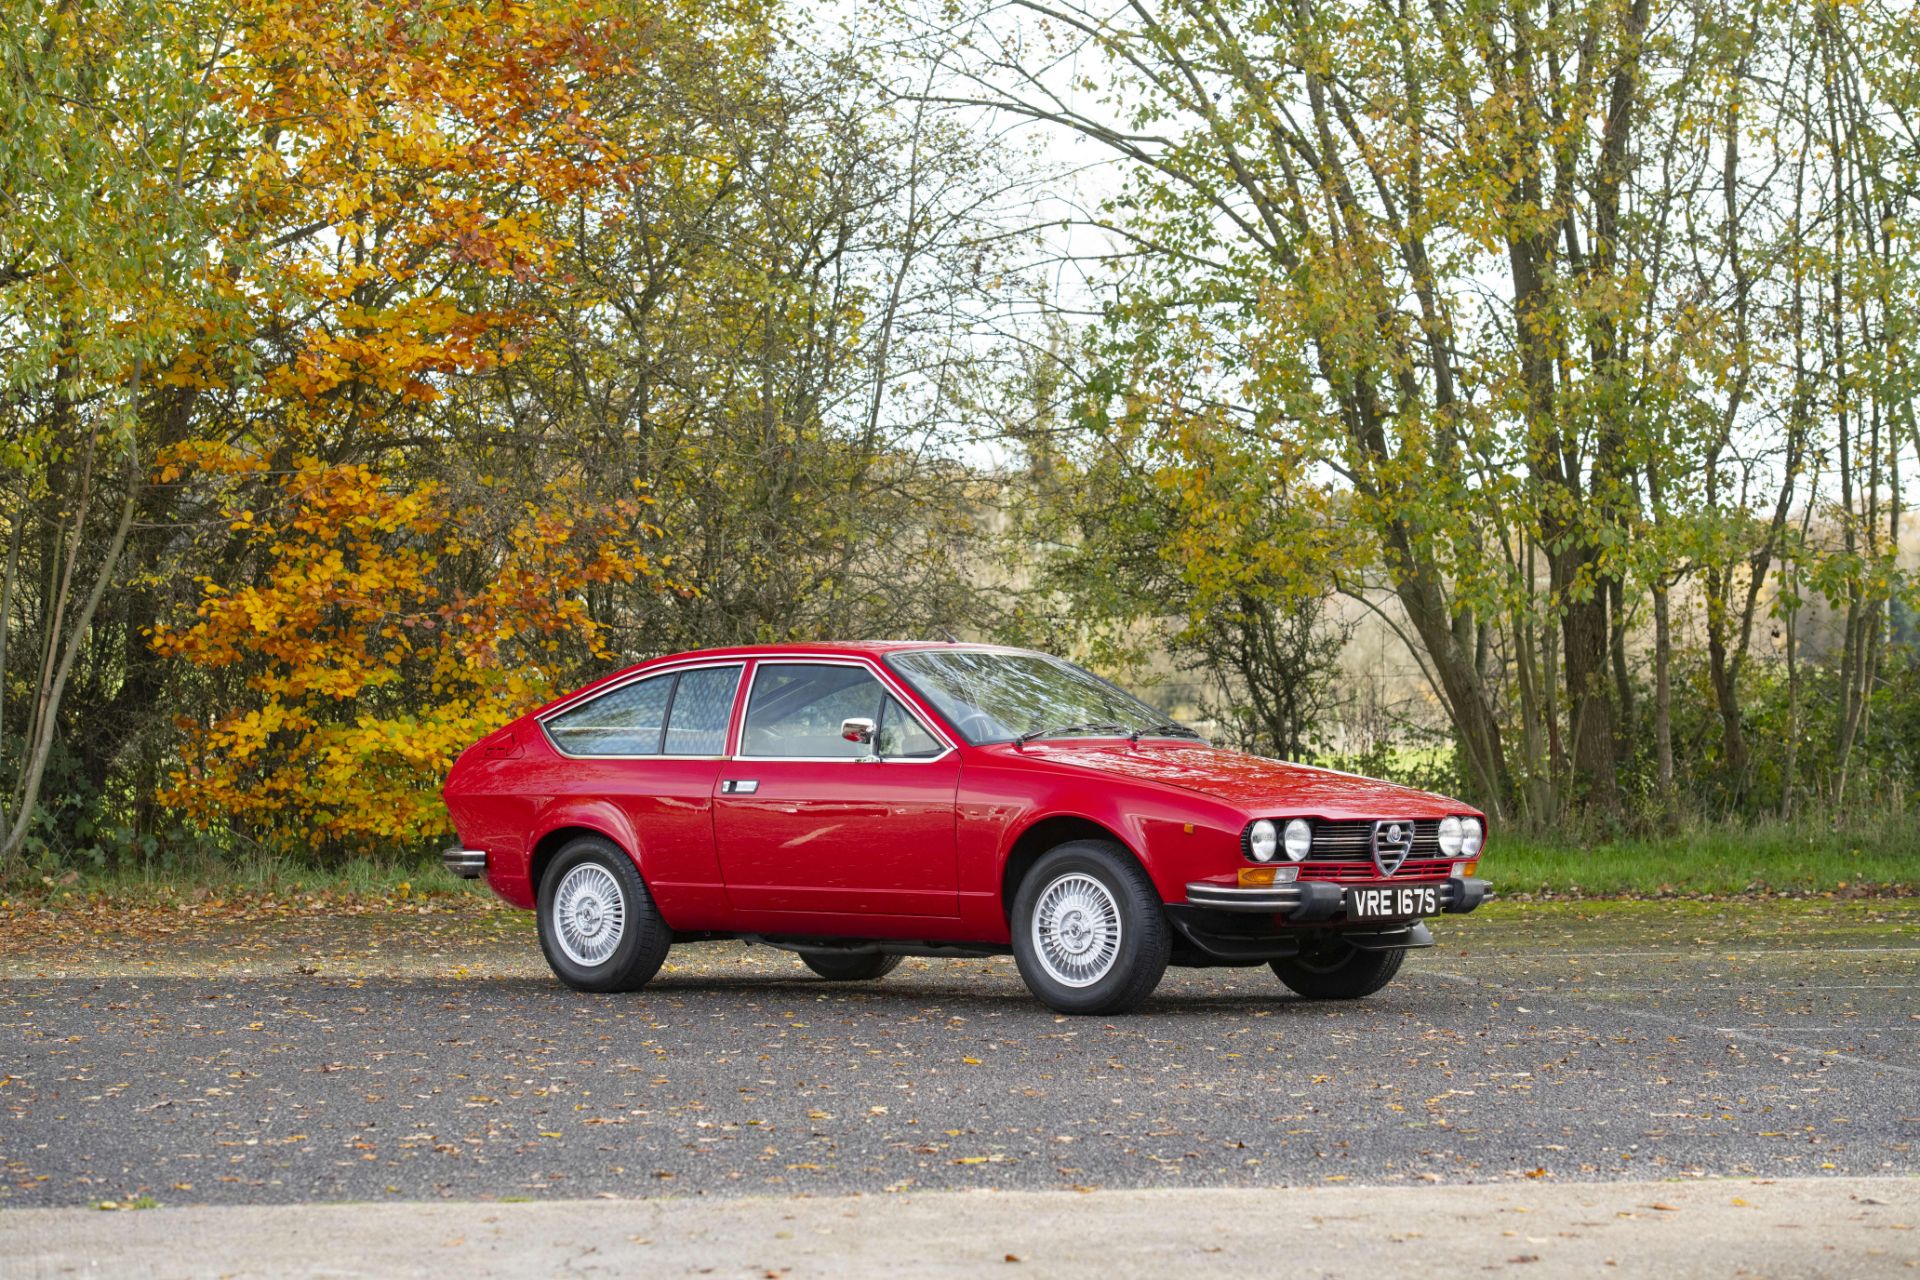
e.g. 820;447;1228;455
886;649;1202;746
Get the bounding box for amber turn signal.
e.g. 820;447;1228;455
1237;865;1298;887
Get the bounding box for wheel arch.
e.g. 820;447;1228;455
527;806;643;902
998;814;1144;923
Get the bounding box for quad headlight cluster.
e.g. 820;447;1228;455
1246;814;1485;863
1246;817;1313;863
1438;815;1484;857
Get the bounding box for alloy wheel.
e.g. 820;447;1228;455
552;862;627;967
1030;870;1123;987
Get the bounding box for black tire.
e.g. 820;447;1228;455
801;952;903;982
1270;940;1406;1000
535;835;672;993
1010;839;1171;1016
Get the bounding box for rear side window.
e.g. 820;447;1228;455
547;664;742;757
546;675;672;755
665;665;741;754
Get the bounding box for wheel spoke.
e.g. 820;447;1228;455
552;864;626;967
1031;872;1123;988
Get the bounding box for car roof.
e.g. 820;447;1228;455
536;641;1040;715
643;639;1024;662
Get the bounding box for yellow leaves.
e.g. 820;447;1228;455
123;0;611;450
157;458;671;852
154;441;268;485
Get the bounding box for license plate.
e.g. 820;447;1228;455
1346;884;1438;920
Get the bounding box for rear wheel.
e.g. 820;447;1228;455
536;835;671;993
801;952;903;982
1270;940;1405;1000
1011;840;1170;1015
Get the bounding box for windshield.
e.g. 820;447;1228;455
885;649;1202;746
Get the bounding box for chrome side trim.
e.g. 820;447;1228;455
443;847;487;879
538;657;745;721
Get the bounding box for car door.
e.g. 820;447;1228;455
539;662;744;924
711;659;960;918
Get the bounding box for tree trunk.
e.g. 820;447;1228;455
1652;580;1673;805
1706;628;1751;799
1556;559;1620;813
0;517;21;839
1;481;141;866
1608;575;1635;756
1384;541;1512;818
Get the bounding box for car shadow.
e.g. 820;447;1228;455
607;971;1389;1016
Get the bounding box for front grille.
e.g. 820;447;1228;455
1298;857;1454;883
1304;819;1442;862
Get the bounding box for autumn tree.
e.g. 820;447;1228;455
153;459;670;850
0;0;241;864
914;0;1918;822
1;0;1030;866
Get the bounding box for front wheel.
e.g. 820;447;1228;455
1270;941;1405;1000
1011;840;1170;1015
536;835;672;993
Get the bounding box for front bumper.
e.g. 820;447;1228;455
1165;875;1492;965
1182;874;1494;921
442;846;487;879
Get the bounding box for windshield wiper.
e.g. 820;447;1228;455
1130;720;1201;743
1014;721;1134;745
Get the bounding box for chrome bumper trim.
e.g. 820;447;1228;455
442;846;487;879
1183;875;1493;919
1183;882;1307;912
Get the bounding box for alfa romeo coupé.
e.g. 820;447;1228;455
442;642;1491;1014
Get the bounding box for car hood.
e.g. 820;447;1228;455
999;741;1472;819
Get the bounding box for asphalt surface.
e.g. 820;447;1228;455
3;901;1917;1208
11;1179;1917;1278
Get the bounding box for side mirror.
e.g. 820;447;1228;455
840;717;876;745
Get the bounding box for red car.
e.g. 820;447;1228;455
442;643;1491;1014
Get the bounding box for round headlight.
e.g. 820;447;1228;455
1283;818;1312;862
1247;819;1279;862
1461;816;1484;856
1438;815;1464;857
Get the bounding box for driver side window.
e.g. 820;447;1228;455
742;663;941;759
877;694;942;758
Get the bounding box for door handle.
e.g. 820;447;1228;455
720;779;759;794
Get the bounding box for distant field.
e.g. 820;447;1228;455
1491;822;1918;898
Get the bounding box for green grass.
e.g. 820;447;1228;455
6;848;469;906
1490;818;1918;898
10;818;1917;906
